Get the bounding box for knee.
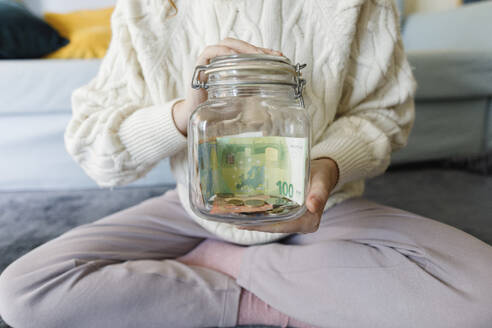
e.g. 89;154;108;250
466;254;492;324
0;257;45;327
0;261;23;326
470;284;492;325
462;300;492;327
456;275;492;326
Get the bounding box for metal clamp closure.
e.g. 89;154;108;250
191;61;307;107
191;65;209;90
295;63;307;107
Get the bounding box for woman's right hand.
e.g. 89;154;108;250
172;38;283;136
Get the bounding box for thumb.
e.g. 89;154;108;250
306;160;337;214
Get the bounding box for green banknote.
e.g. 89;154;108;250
198;134;308;206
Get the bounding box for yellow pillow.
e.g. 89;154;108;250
44;7;114;59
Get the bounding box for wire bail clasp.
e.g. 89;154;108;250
191;65;209;89
294;63;307;108
191;59;307;107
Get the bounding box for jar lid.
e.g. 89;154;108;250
191;54;306;101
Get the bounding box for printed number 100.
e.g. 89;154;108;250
276;181;294;198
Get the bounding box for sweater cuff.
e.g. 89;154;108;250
311;136;373;189
119;99;187;164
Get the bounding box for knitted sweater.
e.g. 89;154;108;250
66;0;416;245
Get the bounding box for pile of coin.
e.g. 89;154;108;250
209;193;300;217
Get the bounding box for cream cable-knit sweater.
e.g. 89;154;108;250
66;0;416;245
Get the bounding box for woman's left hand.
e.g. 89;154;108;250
237;158;339;234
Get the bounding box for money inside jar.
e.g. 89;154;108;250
198;133;308;218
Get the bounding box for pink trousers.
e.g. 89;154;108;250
1;189;492;327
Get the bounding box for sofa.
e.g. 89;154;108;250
1;2;492;327
393;0;492;164
0;59;174;190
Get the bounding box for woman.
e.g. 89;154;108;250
1;0;491;327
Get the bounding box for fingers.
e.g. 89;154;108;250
197;38;283;68
194;39;283;92
218;38;282;56
196;45;238;65
237;159;338;234
218;38;264;54
306;168;331;214
306;159;337;214
196;45;239;84
258;47;283;56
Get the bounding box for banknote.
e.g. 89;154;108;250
198;133;308;213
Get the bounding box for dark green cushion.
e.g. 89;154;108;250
0;0;68;59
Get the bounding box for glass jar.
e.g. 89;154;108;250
188;54;310;226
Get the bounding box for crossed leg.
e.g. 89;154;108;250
1;191;491;328
0;190;240;328
235;198;492;327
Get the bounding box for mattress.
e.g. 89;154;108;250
0;60;175;190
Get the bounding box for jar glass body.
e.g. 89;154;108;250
188;84;311;226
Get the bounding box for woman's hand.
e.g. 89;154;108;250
172;38;283;136
238;158;339;234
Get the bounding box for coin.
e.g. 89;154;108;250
283;204;301;211
226;198;245;206
282;196;294;203
266;203;302;215
267;207;287;214
244;199;266;207
216;193;234;198
266;197;289;206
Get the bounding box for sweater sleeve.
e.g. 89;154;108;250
65;4;186;187
311;1;416;188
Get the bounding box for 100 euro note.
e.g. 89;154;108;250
198;134;308;206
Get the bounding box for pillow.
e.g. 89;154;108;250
43;7;114;59
0;0;68;59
